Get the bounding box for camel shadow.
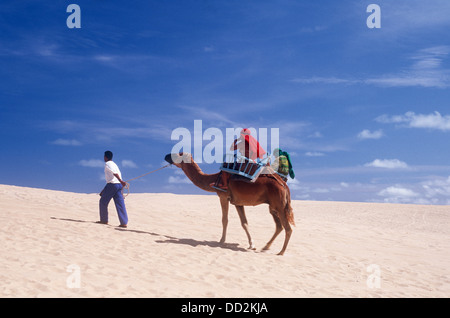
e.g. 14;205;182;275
51;217;248;253
154;237;249;252
116;228;248;252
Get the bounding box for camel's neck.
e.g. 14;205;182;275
180;161;219;193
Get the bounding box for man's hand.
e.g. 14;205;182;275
113;173;127;187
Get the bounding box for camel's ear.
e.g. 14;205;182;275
164;154;174;164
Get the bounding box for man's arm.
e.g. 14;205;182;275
114;173;127;187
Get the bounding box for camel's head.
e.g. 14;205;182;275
164;152;193;168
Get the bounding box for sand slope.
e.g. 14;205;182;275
0;184;449;297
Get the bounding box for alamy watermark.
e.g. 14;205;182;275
367;4;381;29
66;4;381;30
66;4;81;29
66;264;81;289
170;120;280;164
366;264;381;289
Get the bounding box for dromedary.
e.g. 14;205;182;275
164;153;295;255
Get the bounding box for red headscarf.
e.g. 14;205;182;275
240;129;266;160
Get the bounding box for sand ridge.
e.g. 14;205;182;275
0;184;449;297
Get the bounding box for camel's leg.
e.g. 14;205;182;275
262;209;283;251
219;195;229;244
277;211;293;256
235;205;255;250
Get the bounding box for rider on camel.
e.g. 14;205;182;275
212;128;266;191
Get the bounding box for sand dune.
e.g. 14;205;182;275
0;184;449;297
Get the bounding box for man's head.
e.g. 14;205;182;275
104;150;113;162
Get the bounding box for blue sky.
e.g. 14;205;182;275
1;0;450;204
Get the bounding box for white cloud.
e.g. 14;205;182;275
178;105;241;127
294;46;450;89
305;152;325;157
365;159;408;169
291;77;357;85
365;73;449;89
378;186;420;203
45;119;173;143
374;175;450;205
168;175;191;184
293;164;450;205
287;178;303;191
299;25;327;33
382;2;450;35
93;55;116;62
366;46;450;88
421;176;450;202
295;194;311;200
311;188;330;193
79;159;104;168
357;129;384;140
377;111;450;131
308;131;323;138
379;186;418;198
121;160;138;168
203;46;215;53
51;138;82;146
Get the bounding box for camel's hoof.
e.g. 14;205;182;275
248;245;256;250
277;251;285;256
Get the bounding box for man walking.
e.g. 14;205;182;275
98;150;128;228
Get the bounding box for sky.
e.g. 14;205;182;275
1;0;450;205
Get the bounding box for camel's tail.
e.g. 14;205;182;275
285;186;295;226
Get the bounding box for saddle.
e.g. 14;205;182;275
211;155;287;191
220;154;268;182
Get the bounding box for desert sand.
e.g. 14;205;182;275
0;183;449;298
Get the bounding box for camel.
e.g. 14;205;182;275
164;153;295;255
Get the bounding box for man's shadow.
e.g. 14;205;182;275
50;217;94;224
